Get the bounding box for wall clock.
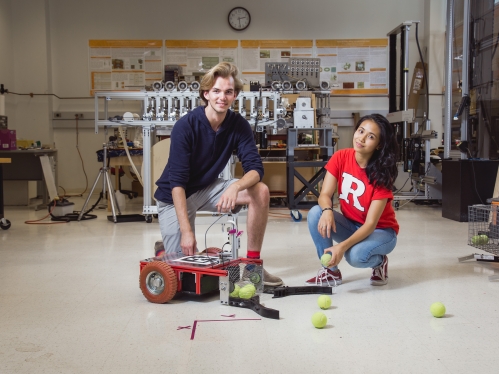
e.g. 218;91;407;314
228;7;251;31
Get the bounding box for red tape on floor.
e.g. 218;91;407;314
190;318;261;340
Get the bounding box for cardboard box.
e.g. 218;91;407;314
132;180;143;197
0;129;17;150
17;139;34;149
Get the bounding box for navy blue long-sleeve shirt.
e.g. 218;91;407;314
154;106;264;204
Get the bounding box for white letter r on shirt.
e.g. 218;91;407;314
339;172;365;212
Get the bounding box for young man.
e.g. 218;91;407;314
154;62;283;287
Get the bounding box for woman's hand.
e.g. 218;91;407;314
318;210;336;238
324;243;346;267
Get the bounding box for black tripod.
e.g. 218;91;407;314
78;144;121;222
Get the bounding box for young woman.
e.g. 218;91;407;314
306;113;399;286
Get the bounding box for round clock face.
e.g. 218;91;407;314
228;7;251;31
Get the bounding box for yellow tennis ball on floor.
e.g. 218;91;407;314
430;302;446;318
311;312;327;329
239;284;256;299
321;253;332;267
317;295;332;310
229;284;240;298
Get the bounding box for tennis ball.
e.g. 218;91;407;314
245;283;256;292
321;253;332;267
229;284;240;298
249;272;261;284
480;234;489;245
430;302;446;318
239;284;256;299
311;312;327;329
471;235;489;245
317;295;332;310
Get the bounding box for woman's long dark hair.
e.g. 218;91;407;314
356;114;399;190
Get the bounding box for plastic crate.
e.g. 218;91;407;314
468;204;499;255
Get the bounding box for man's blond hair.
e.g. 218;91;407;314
199;62;243;105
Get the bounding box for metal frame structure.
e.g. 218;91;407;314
94;85;337;221
93;90;289;221
387;21;441;207
443;0;455;159
286;128;334;216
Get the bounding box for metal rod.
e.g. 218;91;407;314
142;125;153;216
402;25;410;112
105;171;119;221
402;25;411;139
444;0;455;159
460;0;470;159
94;95;99;134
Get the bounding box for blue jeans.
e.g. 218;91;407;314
307;205;397;270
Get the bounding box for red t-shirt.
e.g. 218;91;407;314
325;149;399;235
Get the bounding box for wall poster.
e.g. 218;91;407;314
88;39;388;96
316;39;388;95
164;40;238;78
240;40;314;84
88;40;163;95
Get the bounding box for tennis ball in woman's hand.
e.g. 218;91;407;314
321;253;332;267
311;312;327;328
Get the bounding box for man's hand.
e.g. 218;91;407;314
180;230;197;256
216;183;240;213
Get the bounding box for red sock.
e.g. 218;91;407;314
246;250;260;259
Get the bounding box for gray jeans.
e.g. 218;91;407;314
157;178;237;254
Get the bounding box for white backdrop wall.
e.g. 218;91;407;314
0;0;14;120
0;0;447;193
10;0;53;145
